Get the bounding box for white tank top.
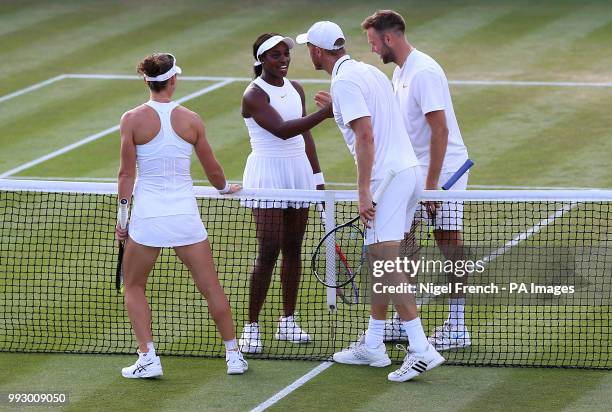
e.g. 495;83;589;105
131;100;199;218
243;77;305;157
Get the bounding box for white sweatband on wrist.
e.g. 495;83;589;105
313;172;325;186
218;182;231;194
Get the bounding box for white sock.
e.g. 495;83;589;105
141;342;156;357
401;318;428;353
224;339;238;351
447;298;466;328
365;316;385;349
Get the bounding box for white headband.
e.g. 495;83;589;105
254;35;295;66
144;54;182;82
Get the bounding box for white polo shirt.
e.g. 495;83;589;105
330;55;418;183
392;49;468;173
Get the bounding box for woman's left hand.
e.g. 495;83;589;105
228;183;242;194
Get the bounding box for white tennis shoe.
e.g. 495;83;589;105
388;344;445;382
333;334;392;367
428;322;471;351
239;322;263;354
226;350;248;375
121;351;163;378
275;316;311;343
383;313;408;342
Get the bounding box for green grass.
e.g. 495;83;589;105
1;353;611;411
1;0;612;410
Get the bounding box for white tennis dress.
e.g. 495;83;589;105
128;100;207;247
242;77;315;208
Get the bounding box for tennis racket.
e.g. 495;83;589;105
312;170;396;289
115;198;129;294
317;205;362;304
423;159;474;244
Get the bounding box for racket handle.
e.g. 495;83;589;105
118;198;129;229
373;169;397;204
441;159;473;190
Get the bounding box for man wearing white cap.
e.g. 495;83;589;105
297;21;444;382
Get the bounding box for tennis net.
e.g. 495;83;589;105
0;179;610;368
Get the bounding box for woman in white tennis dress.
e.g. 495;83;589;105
238;33;332;354
116;52;247;377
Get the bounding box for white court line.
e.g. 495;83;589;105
66;73;612;88
0;80;233;178
0;75;66;103
416;201;578;306
3;72;610;106
250;361;334;412
481;202;577;264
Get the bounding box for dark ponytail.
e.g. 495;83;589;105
137;53;174;92
251;33;280;78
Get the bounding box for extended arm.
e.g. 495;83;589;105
193;113;239;193
242;85;331;140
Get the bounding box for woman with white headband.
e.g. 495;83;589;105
239;33;331;354
116;52;247;377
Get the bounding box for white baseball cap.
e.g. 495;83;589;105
296;21;345;50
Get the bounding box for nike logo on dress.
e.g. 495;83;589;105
402;84;409;88
280;94;287;98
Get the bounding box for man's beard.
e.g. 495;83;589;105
381;45;396;64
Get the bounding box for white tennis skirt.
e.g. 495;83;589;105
129;213;208;247
242;152;315;208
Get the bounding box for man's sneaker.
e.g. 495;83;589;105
121;351;163;378
383;313;408;342
275;316;311;343
333;334;392;367
388;343;445;382
428;322;471;351
226;350;248;375
239;322;263;354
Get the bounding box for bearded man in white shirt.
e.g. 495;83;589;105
362;10;472;351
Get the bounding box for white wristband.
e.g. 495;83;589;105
313;172;325;186
218;182;231;194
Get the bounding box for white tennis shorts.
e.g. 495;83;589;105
129;213;208;247
413;166;469;231
365;167;423;246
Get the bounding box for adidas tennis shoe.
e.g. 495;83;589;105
383;313;408;342
239;322;263;354
333;334;391;367
226;350;248;375
388;344;445;382
428;322;471;351
275;316;311;343
121;350;163;378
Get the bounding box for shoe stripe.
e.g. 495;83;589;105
412;361;427;373
133;362;154;374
